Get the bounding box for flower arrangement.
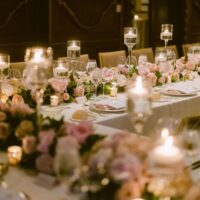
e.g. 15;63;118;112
0;100;104;173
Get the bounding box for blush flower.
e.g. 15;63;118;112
22;135;37;154
67;122;93;143
10;102;34;117
73;85;85;97
37;130;55;153
50;78;68;93
0;111;6;121
12;94;24;104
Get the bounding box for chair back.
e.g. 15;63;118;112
131;48;154;63
156;45;179;58
10;62;25;74
98;50;126;68
182;43;200;56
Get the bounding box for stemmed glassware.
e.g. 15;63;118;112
23;46;53;127
160;24;173;49
124;27;137;69
86;59;97;74
0;54;10;98
90;68;102;100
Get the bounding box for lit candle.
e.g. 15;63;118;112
53;62;68;77
7;146;22;166
150;129;183;165
128;76;151;113
67;41;81;59
162;29;172;37
50;95;59;106
32;48;45;63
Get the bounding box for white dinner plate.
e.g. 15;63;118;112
89;102;126;113
161;89;198;97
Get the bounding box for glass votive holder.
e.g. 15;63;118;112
7;146;22;166
50;95;59;107
110;86;118;98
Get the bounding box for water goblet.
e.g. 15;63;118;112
160;24;173;49
90;68;102;100
124;27;137;69
86;59;97;75
53;59;69;79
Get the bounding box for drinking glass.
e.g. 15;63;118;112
23;46;53;127
73;60;87;87
67;40;81;60
90;68;102;100
124;27;137;69
160;24;173;49
138;54;148;65
86;59;97;74
0;54;10;97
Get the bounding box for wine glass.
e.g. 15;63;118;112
90;68;102;100
73;60;87;87
86;59;97;75
155;48;168;73
160;24;173;49
0;54;10;97
124;27;137;69
23;46;53;127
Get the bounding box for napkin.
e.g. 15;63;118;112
93;99;126;110
0;188;23;200
165;84;197;94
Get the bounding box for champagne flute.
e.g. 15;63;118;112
160;24;173;49
124;27;137;69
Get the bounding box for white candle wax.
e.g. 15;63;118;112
150;136;183;165
162;29;172;37
53;66;68;77
110;86;118;97
0;61;9;70
50;95;59;106
124;30;137;38
7;146;22;165
67;46;80;51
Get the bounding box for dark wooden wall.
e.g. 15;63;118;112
0;0;199;62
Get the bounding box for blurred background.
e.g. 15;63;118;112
0;0;199;62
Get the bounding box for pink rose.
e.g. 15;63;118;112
118;65;129;75
37;130;55;153
22;135;37;154
12;94;24;104
10;102;34;117
73;85;85;97
0;101;9;111
50;78;68;93
67;122;94;143
56;136;79;151
36;154;54;174
102;67;115;82
63;92;70;101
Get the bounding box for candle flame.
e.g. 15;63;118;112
33;49;43;63
161;128;169;139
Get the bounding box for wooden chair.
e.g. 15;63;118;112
182;43;200;56
10;62;25;74
131;48;154;63
98;50;126;68
59;54;90;63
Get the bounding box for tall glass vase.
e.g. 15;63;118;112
23;46;53;129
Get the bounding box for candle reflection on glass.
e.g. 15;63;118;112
7;146;22;166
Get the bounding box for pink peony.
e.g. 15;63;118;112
67;122;93;143
36;154;54;174
102;67;115;82
50;78;68;93
73;85;85;97
117;65;129;75
0;101;9;111
9;102;34;117
22;135;37;154
37;130;55;153
12;94;24;104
